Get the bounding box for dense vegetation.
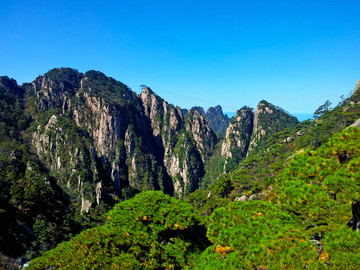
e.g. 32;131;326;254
28;191;209;269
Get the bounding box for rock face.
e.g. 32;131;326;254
247;100;298;154
30;68;83;111
206;105;230;136
221;101;298;172
140;89;216;198
191;106;206;118
185;109;217;161
221;107;253;172
28;69;218;210
191;105;230;135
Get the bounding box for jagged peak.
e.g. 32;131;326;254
235;106;253;115
230;107;253;122
42;68;83;86
140;85;165;103
32;67;83;92
190;106;206;117
140;85;153;95
187;107;205;118
206;105;222;113
256;99;272;108
254;100;294;118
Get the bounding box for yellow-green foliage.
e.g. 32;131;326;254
195;201;318;269
28;191;208;269
274;127;360;231
271;127;360;268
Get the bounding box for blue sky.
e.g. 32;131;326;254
1;0;359;114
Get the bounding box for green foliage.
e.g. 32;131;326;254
80;70;137;107
0;76;31;142
0;143;81;259
201;142;226;189
322;226;360;269
185;189;229;219
196;201;318;269
266;127;360;268
248;100;298;155
313;100;332;119
274;127;360;232
28;191;209;269
209;175;234;198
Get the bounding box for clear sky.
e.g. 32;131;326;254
1;0;359;114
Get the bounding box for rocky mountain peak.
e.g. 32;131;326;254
140;86;161;118
206;105;230;136
207;105;223;114
248;100;298;154
191;106;206;117
31;68;83;110
221;106;253;172
185;109;217;161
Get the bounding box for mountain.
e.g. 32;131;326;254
205;105;230;136
220;101;298;173
191;105;230;135
221;106;254;173
28;69;219;204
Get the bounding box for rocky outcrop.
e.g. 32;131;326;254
31;68;82;111
30;70;165;212
220;101;298;171
140;86;183;142
206;105;230;136
32;113;101;210
247;100;298;154
221;107;253;172
185;109;217;161
190;105;230;136
350;118;360;129
191;106;206;117
139;88;215;198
